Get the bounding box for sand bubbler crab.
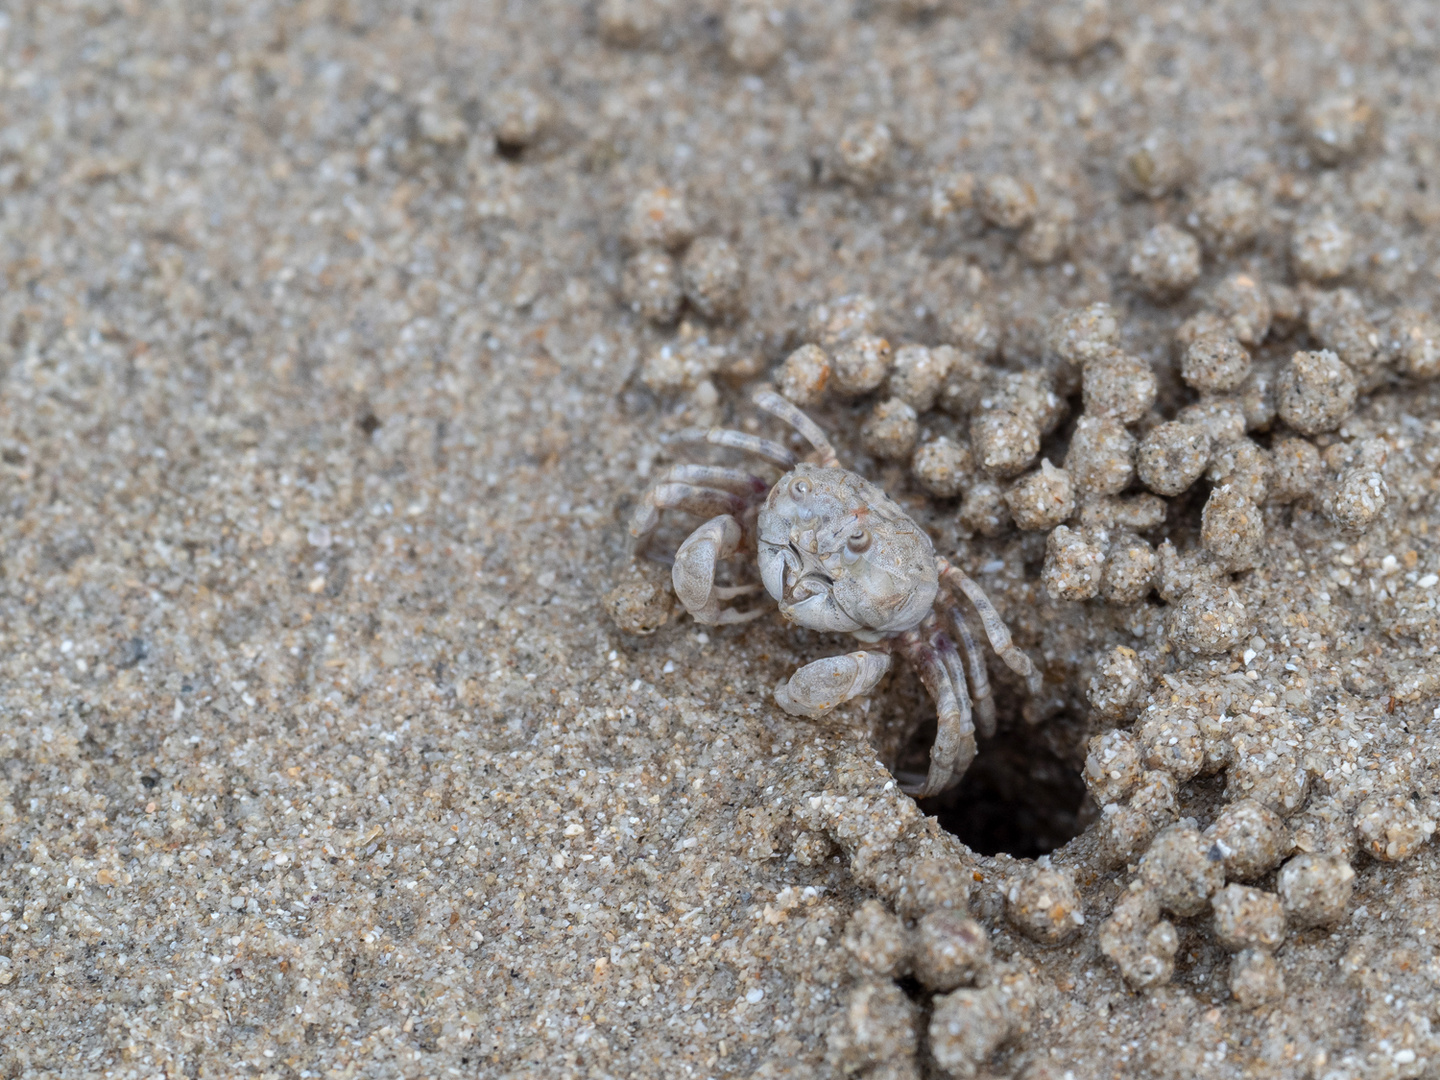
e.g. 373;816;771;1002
631;389;1042;797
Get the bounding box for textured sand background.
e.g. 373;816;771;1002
2;1;1440;1078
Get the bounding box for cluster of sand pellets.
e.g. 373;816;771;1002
618;117;1440;1072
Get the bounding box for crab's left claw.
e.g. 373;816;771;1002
773;650;891;717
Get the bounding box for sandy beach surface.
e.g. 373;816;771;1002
2;2;1440;1077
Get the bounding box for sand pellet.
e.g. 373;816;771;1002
1291;210;1354;281
1275;349;1357;434
833;333;895;394
1005;460;1075;531
1083;349;1157;423
971;408;1041;477
889;344;953;411
681;236;745;320
1182;332;1252;393
1084;728;1145;804
1137;421;1213;496
911;436;973;498
627;184;696;250
861;397;920;460
778;343;832;405
1129;224;1202;299
1066;416;1137;494
1194;179;1263;253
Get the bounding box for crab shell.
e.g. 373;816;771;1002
756;463;940;642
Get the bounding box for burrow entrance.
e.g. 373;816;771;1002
906;722;1090;859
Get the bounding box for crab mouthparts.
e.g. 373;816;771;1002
786;571;833;602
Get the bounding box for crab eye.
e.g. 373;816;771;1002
790;477;811;497
847;528;872;553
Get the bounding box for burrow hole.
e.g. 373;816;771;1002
904;719;1090;859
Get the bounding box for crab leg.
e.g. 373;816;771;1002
942;597;996;739
654;464;770;496
630;483;752;557
672;515;767;625
898;629;976;799
669;427;796;470
752;390;840;468
933;629;978;777
936;557;1042;695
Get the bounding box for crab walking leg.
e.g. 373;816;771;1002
672;515;767;625
772;650;891;717
943;599;996;739
630;483;751;555
936;557;1043;695
670;427;796;470
712;584;763;599
933;629;979;780
654;464;770;496
752;390;840;468
899;631;976;798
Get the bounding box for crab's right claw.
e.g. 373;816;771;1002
673;515;766;625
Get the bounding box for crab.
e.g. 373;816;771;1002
630;389;1042;798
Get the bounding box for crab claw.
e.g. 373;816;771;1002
774;650;891;717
